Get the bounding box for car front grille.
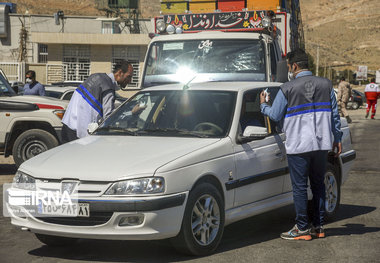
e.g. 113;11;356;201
36;212;113;226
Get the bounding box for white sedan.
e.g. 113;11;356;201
6;82;356;255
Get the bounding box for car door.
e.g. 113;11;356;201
231;87;288;207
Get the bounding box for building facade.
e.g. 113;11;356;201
0;12;153;93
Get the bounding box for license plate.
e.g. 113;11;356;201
39;203;90;217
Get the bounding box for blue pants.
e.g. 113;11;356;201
287;151;328;231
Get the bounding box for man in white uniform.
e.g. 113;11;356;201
61;60;133;142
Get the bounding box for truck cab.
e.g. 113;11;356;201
141;10;296;88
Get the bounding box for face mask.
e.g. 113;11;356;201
25;78;32;84
288;72;295;81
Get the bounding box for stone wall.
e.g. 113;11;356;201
139;0;161;18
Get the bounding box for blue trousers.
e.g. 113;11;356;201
287;151;328;231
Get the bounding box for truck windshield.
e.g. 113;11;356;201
96;90;236;138
143;39;266;88
0;74;16;96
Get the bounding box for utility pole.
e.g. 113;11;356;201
316;46;319;76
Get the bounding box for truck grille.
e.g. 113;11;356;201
36;212;113;226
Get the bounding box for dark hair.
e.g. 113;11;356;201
341;76;346;81
371;78;375;83
113;60;132;74
26;70;36;79
286;49;309;69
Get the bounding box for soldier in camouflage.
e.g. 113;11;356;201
337;77;352;123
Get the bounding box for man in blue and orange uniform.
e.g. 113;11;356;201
260;49;342;240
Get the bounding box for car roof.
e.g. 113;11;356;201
143;81;282;93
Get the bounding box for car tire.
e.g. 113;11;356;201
351;102;359;110
307;163;341;222
324;163;341;221
171;182;225;256
12;129;59;167
35;233;78;247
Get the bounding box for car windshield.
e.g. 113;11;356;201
45;90;63;99
95;90;237;138
143;39;266;88
0;74;16;96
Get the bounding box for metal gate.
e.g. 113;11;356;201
63;45;91;82
112;46;141;88
0;62;25;82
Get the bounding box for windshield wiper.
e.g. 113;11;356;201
138;128;209;138
95;127;137;136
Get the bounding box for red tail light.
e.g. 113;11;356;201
35;104;64;110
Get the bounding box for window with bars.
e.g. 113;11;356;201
63;45;91;82
38;44;48;63
112;46;141;88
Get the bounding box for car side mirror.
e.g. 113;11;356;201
87;122;99;134
276;58;288;83
238;126;269;144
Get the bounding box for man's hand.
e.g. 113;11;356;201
332;142;342;157
260;91;270;104
131;104;147;115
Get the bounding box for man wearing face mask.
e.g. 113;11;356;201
61;60;134;142
259;49;342;241
23;70;45;96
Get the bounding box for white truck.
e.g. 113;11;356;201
0;71;68;167
140;9;299;89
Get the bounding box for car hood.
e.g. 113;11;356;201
20;136;220;181
0;95;68;108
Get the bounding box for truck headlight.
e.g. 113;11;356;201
156;20;166;32
104;177;165;195
12;171;36;190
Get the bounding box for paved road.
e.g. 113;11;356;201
0;107;379;263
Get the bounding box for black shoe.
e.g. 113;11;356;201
346;116;352;123
365;112;369;118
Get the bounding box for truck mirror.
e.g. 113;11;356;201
276;59;288;83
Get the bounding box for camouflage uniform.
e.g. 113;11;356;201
337;80;352;122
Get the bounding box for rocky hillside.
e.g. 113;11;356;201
10;0;380;70
300;0;380;70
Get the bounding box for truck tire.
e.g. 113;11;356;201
35;233;78;247
171;183;225;256
12;129;59;167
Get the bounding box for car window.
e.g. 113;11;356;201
239;87;281;135
62;91;74;100
97;90;237;138
44;90;63;99
0;74;16;96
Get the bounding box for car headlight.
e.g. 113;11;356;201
12;171;36;190
104;177;165;195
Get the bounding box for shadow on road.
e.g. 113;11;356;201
27;203;377;262
0;164;17;175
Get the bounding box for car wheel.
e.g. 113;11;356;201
35;233;78;247
307;164;341;222
171;183;225;256
324;164;341;221
350;101;359;110
12;129;59;167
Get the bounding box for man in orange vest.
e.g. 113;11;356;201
364;78;380;119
